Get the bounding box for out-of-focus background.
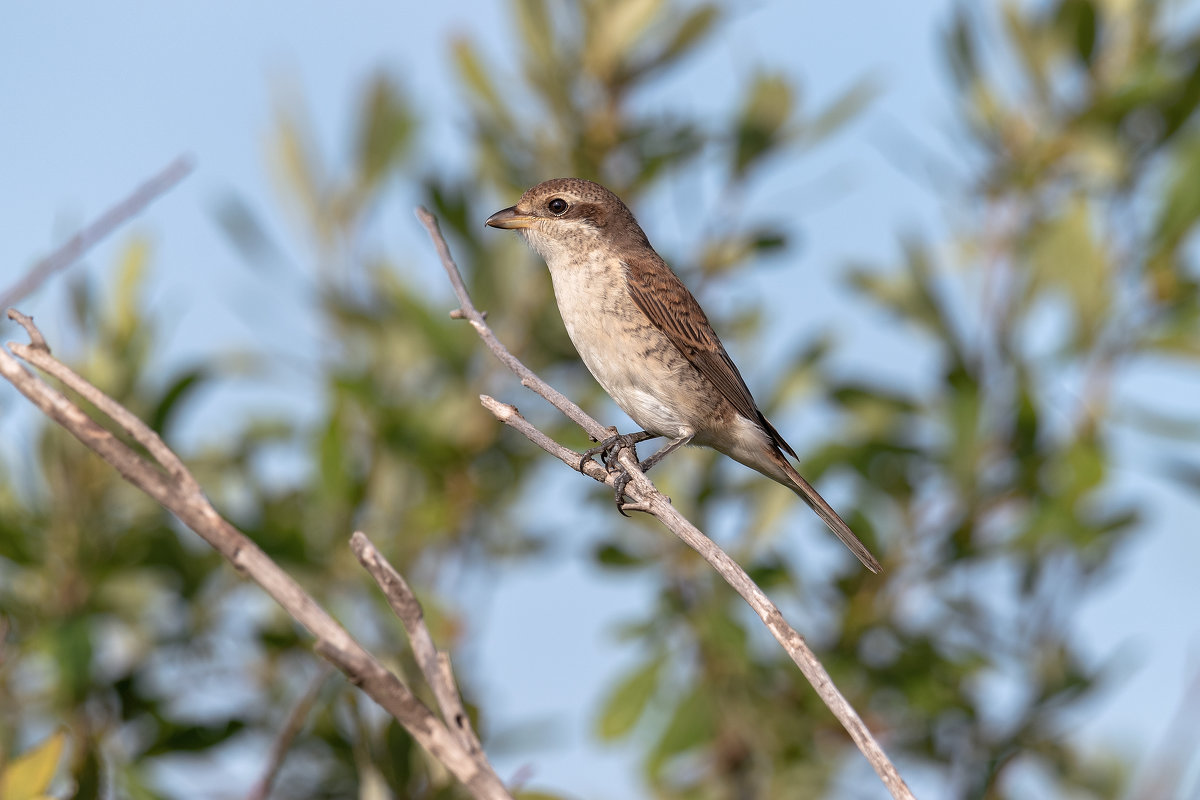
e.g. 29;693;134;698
3;1;1200;798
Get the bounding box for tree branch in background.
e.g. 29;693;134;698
0;156;194;310
418;207;916;800
350;531;483;757
0;310;514;800
246;664;334;800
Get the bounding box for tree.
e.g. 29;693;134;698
2;1;1199;798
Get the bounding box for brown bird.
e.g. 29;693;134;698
486;178;881;573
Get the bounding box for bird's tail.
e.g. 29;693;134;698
772;452;882;574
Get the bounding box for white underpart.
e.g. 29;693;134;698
521;222;696;440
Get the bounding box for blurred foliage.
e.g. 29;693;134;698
2;0;1200;799
0;730;65;800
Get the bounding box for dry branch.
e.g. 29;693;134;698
246;664;334;800
0;309;513;800
0;156;194;310
418;207;916;800
351;531;483;757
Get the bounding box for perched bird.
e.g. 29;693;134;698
486;178;881;573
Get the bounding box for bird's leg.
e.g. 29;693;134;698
578;428;658;473
614;433;694;515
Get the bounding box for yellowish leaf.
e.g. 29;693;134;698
0;731;66;800
1026;196;1112;346
585;0;664;80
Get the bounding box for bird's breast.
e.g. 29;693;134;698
544;253;705;438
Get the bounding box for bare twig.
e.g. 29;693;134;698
0;310;514;800
420;209;915;800
415;207;608;441
246;664;334;800
1130;652;1200;800
350;531;483;756
0;156;194;310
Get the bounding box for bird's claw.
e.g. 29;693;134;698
613;468;636;516
578;429;658;515
578;428;650;473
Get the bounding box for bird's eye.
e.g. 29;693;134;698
547;197;568;215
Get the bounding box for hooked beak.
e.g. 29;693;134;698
485;206;537;230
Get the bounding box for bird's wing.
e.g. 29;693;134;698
621;255;797;458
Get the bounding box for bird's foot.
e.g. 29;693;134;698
613;468;639;516
611;432;694;515
578;428;656;473
612;451;674;515
577;429;658;517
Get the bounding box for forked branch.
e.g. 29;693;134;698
417;206;915;800
0;309;513;800
0;156;194;310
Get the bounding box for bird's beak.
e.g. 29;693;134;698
485;206;537;230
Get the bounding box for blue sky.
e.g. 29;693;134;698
3;2;1200;798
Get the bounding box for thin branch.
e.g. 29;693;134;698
421;210;916;800
350;531;483;756
415;207;608;441
246;664;334;800
0;156;194;310
0;310;514;800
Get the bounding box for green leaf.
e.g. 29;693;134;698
585;0;664;80
516;0;556;67
746;554;792;589
452;38;514;130
804;78;876;145
593;541;648;569
212;193;287;269
72;740;102;800
595;655;663;740
647;684;714;773
655;4;719;66
146;720;246;755
1152;134;1200;255
271;109;323;230
697;228;787;276
733;73;795;175
51;617;93;704
946;7;980;89
356;74;414;188
0;731;65;800
149;367;210;435
114;237;151;341
1003;2;1052;102
1054;0;1098;65
1025;195;1112;347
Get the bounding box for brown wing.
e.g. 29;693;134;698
621;255;797;458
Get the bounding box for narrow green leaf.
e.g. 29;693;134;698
356;74;414;187
1054;0;1098;65
1152;134;1200;253
595;655;663;740
946;7;980;88
733;73;794;174
657;4;719;65
586;0;664;80
647;684;714;773
452;37;514;130
1025;196;1111;347
149;367;210;435
593;541;648;569
804;78;876;144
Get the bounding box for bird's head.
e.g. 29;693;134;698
485;178;650;263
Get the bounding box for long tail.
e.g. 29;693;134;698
773;453;882;574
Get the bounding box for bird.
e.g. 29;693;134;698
485;178;881;573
